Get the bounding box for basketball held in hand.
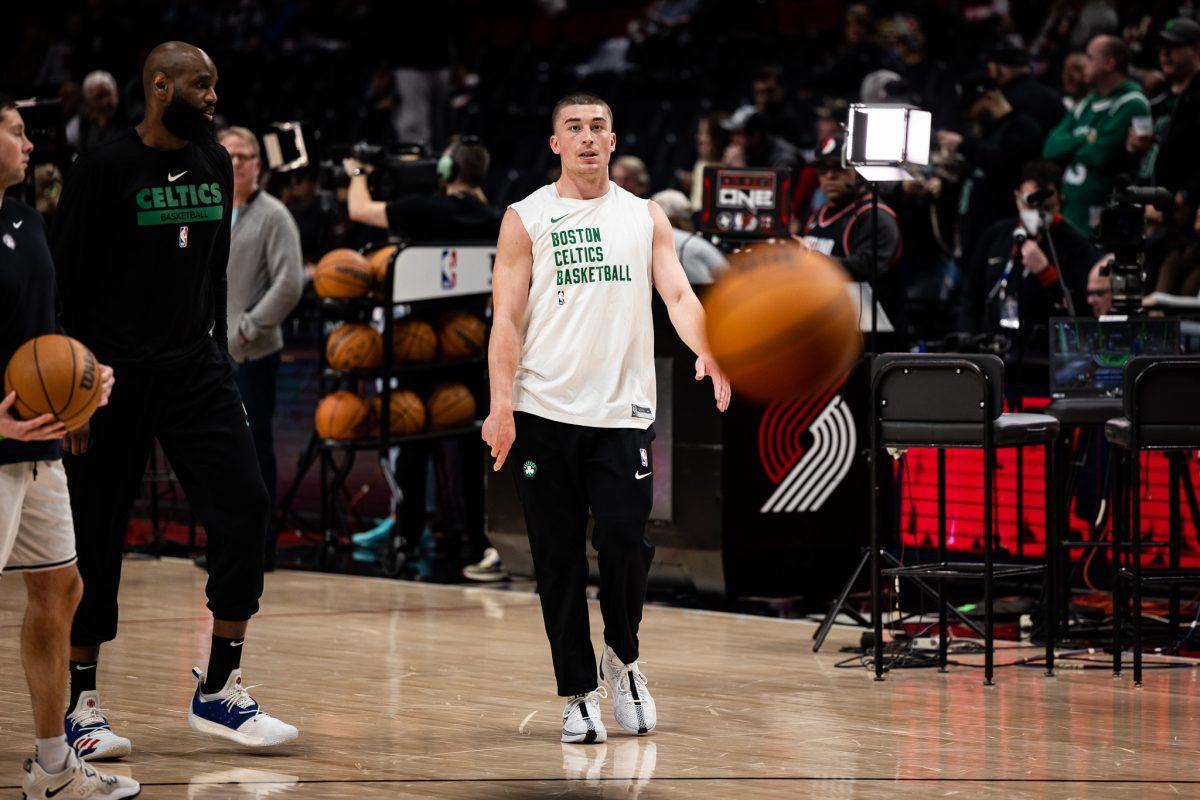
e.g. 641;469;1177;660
703;240;861;403
4;334;104;432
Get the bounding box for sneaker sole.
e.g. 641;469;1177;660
75;738;132;762
462;571;508;582
187;712;299;747
561;728;607;744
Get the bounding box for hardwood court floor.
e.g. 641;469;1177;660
1;559;1198;799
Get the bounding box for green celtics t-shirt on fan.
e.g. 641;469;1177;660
51;127;233;367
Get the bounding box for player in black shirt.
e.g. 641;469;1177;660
50;42;298;759
0;93;135;800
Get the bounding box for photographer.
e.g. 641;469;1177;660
959;161;1096;353
343;137;502;241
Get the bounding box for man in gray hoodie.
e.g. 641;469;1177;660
219;126;303;566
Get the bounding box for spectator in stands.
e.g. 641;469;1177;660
1061;51;1090;111
959;161;1096;353
939;72;1044;263
802;134;904;340
684;113;729;210
814;4;886;100
751;65;807;148
1151;204;1200;298
283;168;340;275
1043;35;1149;232
883;13;955;127
1086;254;1114;316
1131;19;1200;202
219;127;305;568
987;40;1066;135
722;107;801;176
344;136;503;241
65;70;124;154
651;189;727;284
611;154;649;197
1143;202;1186;292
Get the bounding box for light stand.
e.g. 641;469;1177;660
810;105;941;659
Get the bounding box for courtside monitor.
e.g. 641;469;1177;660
698;166;791;238
1049;317;1181;398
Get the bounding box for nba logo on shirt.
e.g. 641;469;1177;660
557;289;566;306
440;248;457;289
639;448;648;467
178;225;189;248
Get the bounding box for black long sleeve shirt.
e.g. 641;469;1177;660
0;198;61;465
51;128;233;367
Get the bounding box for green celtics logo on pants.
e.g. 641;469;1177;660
523;461;538;478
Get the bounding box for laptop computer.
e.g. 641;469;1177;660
1049;317;1181;399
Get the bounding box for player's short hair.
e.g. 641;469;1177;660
0;93;16;115
551;92;613;132
217;125;260;159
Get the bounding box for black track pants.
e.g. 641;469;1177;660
511;411;655;696
68;340;269;646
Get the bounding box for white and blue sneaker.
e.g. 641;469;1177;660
65;692;133;761
187;668;299;748
561;689;607;744
598;646;656;735
22;749;140;799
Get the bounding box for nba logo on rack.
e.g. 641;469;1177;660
440;248;458;289
178;226;189;248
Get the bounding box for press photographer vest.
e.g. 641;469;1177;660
508;182;655;429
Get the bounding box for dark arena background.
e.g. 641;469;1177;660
2;1;1199;798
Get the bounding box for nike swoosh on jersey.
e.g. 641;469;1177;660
635;471;652;480
11;220;23;229
168;171;188;182
550;214;568;223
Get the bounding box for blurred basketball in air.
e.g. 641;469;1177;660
427;383;477;430
4;334;103;432
703;240;861;403
326;323;383;371
315;390;369;440
314;248;372;299
392;318;438;364
368;390;426;437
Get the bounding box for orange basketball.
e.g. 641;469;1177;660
427;383;477;430
313;248;372;299
3;334;103;432
314;391;369;440
368;390;426;436
326;324;383;371
703;240;861;403
368;245;397;293
438;312;486;360
392;319;438;364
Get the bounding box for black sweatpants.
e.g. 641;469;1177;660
235;351;280;561
68;339;269;646
511;411;655;697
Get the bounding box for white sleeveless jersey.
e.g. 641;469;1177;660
509;182;656;429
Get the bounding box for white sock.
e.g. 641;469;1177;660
35;736;70;773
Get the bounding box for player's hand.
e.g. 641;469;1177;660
696;354;731;412
342;158;374;177
1021;239;1050;275
0;392;67;442
64;422;90;456
482;407;516;471
97;363;114;407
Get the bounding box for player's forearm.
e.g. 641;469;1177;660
666;291;713;358
488;316;522;412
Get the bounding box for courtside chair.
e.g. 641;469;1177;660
869;354;1059;685
1104;356;1200;686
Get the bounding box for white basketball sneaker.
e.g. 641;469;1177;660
561;689;608;744
598;646;656;735
187;668;299;747
21;749;140;799
65;692;133;761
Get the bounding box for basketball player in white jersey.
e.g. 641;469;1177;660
484;92;730;743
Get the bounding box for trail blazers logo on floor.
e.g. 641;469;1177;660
758;381;856;514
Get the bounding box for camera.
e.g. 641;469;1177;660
318;142;439;201
1096;179;1173;314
